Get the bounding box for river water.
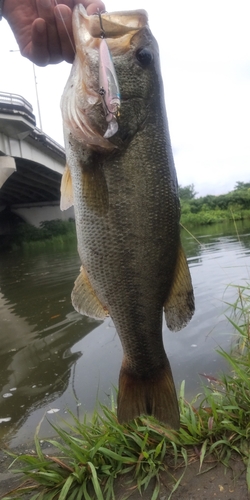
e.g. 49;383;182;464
0;220;250;447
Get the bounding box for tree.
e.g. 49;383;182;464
234;181;250;191
178;184;197;201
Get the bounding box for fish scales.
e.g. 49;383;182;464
72;129;179;369
61;6;194;428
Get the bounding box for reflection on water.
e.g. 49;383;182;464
0;220;250;447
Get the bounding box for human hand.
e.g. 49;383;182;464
3;0;106;66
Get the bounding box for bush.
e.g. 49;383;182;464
1;219;76;251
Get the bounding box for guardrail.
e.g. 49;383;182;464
0;91;65;159
31;127;65;159
0;91;36;127
0;91;34;113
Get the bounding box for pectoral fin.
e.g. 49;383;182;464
72;266;109;320
60;164;74;211
82;160;109;217
164;245;194;331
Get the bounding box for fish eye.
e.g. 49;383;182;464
135;48;153;67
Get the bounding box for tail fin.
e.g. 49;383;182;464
117;359;180;429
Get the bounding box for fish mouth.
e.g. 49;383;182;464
61;6;150;150
76;6;148;40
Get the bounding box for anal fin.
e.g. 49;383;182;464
72;266;109;320
164;245;195;331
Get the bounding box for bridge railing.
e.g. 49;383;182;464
0;92;34;113
0;92;65;159
0;91;36;127
31;127;65;158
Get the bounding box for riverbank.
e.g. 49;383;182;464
180;181;250;227
181;207;250;226
3;205;250;254
0;219;76;252
2;322;250;500
0;445;248;499
1;233;250;499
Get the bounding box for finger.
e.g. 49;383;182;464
36;0;63;64
55;5;75;63
74;0;106;14
31;18;51;66
86;2;106;15
52;0;74;7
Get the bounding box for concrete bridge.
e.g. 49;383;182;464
0;91;73;233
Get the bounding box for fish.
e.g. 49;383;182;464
60;5;195;429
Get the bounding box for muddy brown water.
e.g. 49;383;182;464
0;219;250;448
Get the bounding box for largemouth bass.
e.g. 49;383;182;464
60;5;194;429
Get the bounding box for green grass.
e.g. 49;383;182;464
3;284;250;500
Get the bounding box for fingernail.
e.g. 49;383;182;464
55;5;71;21
39;0;52;9
86;2;105;15
36;20;45;33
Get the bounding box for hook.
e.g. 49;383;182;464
97;9;106;39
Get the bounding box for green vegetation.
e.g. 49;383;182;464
180;181;250;226
3;180;250;252
3;283;250;499
1;219;77;252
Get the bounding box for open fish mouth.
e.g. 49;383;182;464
61;6;149;150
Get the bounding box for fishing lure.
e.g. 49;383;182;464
98;11;121;138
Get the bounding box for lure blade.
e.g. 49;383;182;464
99;38;120;138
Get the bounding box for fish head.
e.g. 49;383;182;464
61;6;162;151
108;26;163;147
61;5;106;149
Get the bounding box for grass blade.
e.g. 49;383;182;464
87;462;104;500
58;475;75;500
